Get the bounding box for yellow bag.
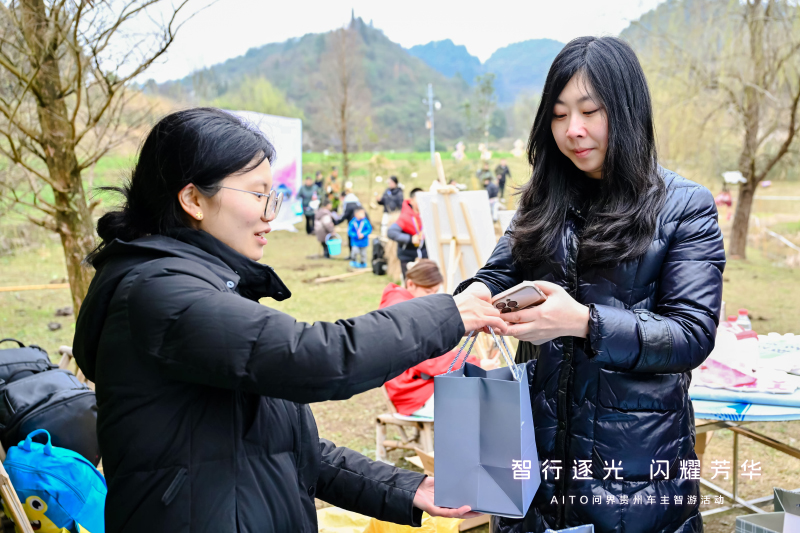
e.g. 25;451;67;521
317;506;461;533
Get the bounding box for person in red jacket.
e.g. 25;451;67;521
381;260;498;417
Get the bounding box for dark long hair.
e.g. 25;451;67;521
512;36;665;269
87;108;275;265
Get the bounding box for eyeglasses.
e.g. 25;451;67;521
220;187;283;221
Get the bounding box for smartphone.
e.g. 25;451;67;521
491;281;547;314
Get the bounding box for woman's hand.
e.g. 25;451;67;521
453;291;507;335
501;281;590;345
413;477;482;519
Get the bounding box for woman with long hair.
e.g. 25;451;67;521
457;37;725;533
73;108;506;532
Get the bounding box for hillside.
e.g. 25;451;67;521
407;39;482;84
484;39;564;103
152;19;470;150
407;38;564;104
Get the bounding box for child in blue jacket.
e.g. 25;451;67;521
348;208;372;268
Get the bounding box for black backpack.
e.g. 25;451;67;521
371;238;387;276
0;338;57;382
0;339;99;465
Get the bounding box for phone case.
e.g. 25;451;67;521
491;283;546;313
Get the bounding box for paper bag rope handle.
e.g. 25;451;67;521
445;327;520;381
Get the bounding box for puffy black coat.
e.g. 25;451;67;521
457;170;725;533
378;187;404;213
387;223;428;263
73;229;465;532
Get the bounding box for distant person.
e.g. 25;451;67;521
339;183;365;253
314;170;324;189
327;167;341;210
314;198;337;258
339;183;364;225
348;207;372;269
297;176;320;235
381;260;498;417
376;176;404;235
483;176;500;221
715;184;733;221
387;188;427;278
494;158;511;198
476;160;493;181
377;176;404;213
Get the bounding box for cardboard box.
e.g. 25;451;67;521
736;488;800;533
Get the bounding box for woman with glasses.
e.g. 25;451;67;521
73;108;505;532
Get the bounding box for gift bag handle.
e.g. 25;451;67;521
445;328;520;381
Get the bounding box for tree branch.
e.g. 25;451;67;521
757;76;800;181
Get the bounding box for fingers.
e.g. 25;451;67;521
486;316;508;335
501;306;538;324
532;280;561;295
429;505;478;518
464;282;492;302
504;323;525;338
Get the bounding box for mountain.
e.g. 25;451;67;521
406;38;563;104
484;39;564;104
407;39;481;84
152;19;470;150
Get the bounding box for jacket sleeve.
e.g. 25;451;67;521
387;223;412;245
126;262;465;403
454;230;525;296
586;187;725;373
316;439;425;526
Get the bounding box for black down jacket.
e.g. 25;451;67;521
456;170;725;533
73;229;465;532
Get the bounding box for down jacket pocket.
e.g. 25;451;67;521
593;369;687;481
597;368;687;411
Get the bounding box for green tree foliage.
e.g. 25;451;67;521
211;76;304;119
489;109;507;139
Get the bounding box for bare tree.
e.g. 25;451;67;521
629;0;800;259
321;18;370;179
0;0;193;312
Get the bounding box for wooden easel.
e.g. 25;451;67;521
430;153;486;293
0;462;35;533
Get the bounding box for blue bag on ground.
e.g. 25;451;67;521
434;331;540;518
4;429;106;533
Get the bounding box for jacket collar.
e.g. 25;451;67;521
165;229;291;302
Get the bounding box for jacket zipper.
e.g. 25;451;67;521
4;462;87;503
558;220;582;529
161;468;188;505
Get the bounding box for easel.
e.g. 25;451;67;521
0;462;35;533
429;153;486;294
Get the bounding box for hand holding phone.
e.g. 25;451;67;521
491;281;547;314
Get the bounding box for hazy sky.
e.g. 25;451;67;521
142;0;666;83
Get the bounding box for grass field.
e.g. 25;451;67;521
1;152;800;532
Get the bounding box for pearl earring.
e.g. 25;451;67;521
196;212;203;220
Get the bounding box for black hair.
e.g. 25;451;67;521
512;36;665;269
87;108;275;265
389;176;398;185
316;170;323;176
410;188;423;197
